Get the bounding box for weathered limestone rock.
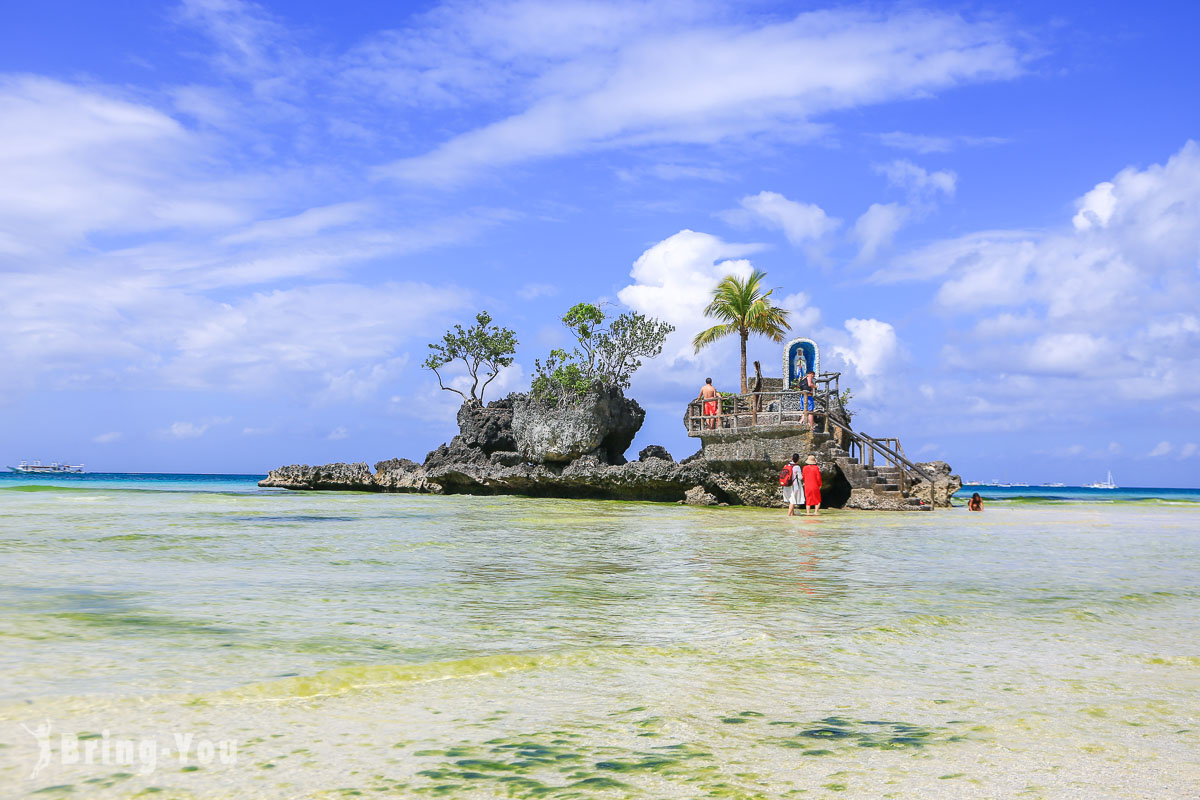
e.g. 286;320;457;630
843;488;919;511
638;445;674;462
909;460;962;508
372;458;439;493
683;485;719;506
456;398;516;454
512;386;644;465
259;462;377;491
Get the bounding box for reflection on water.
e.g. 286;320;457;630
1;481;1198;798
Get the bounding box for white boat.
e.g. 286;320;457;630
7;460;85;474
1087;470;1117;490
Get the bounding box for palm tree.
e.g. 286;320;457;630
692;270;791;394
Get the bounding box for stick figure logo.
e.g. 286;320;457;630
21;719;53;778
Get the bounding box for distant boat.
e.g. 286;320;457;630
1042;482;1066;487
7;460;85;474
1087;470;1117;490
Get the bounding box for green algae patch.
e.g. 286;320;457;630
752;716;976;754
408;733;728;797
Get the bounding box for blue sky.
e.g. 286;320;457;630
2;0;1199;485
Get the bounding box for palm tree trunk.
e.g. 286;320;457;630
739;329;748;394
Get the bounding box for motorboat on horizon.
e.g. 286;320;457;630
7;460;85;474
1087;470;1117;490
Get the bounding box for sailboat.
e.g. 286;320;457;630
1087;470;1117;489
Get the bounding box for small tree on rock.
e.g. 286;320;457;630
423;311;518;405
531;302;673;403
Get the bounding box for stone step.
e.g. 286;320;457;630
876;483;900;492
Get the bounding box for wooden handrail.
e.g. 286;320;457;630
821;416;935;490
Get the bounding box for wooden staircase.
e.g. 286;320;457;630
826;443;928;509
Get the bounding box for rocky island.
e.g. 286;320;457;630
260;385;961;510
262;291;961;509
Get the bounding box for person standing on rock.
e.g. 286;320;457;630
698;378;720;430
802;455;822;515
800;370;817;429
781;453;803;516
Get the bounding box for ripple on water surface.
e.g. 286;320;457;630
0;482;1198;797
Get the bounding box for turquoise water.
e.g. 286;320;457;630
1;476;1198;798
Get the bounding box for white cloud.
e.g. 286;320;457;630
875;131;1006;154
886;141;1200;410
326;426;348;440
830;318;900;400
877;159;957;201
725;191;839;249
92;432;123;444
1179;442;1198;459
616;230;764;365
161;417;231;440
1072;181;1116;231
0;76;242;254
851;161;956;261
853;202;909;261
1025;332;1109;375
1147;441;1172;458
517;282;559;300
375;8;1024;184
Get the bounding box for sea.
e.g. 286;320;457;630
1;473;1197;798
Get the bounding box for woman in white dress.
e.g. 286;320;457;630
782;453;804;516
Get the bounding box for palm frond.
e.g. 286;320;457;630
692;322;737;353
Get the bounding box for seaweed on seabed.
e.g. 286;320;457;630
758;715;972;752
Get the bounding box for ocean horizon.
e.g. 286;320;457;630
4;471;1198;503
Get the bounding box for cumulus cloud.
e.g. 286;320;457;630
830;319;901;400
617;229;765;364
375;7;1024;184
723;191;840;253
92;432;123;444
883;140;1200;428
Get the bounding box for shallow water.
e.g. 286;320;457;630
1;477;1198;798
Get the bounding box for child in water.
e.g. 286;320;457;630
967;492;983;511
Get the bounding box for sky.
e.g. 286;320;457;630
2;0;1199;485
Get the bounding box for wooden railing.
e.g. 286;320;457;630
685;371;937;504
685;372;844;435
821;416;935;498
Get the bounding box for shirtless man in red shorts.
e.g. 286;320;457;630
698;378;720;430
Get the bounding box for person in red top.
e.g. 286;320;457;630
801;455;822;516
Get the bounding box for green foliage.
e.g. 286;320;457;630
530;348;592;404
691;270;791;393
838;387;856;420
423;311;518;405
530;303;674;404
